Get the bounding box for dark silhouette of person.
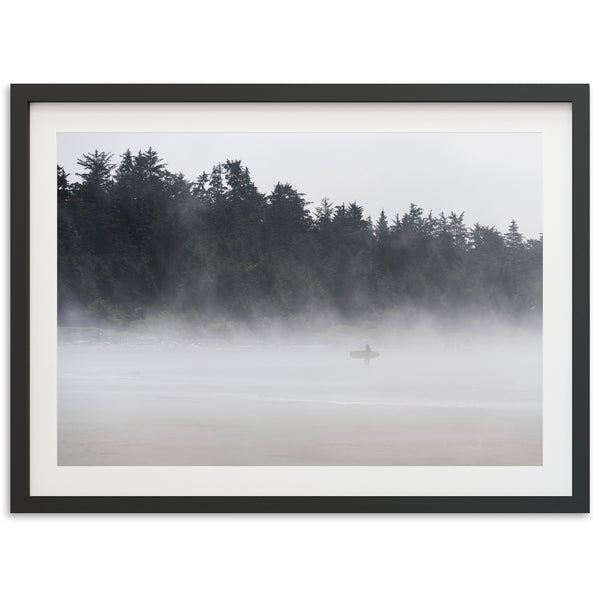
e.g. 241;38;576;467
365;343;372;367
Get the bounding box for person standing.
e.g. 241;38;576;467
365;343;372;367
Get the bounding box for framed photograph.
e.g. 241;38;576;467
11;84;589;513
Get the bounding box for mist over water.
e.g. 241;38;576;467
57;139;543;466
58;318;542;466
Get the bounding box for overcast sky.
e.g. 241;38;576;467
58;132;542;238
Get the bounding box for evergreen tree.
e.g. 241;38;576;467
375;210;389;242
505;219;524;250
57;149;543;326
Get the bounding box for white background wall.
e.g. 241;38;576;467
0;1;596;598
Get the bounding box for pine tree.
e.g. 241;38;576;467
375;210;389;242
57;148;543;326
315;198;334;226
75;150;115;192
505;219;524;250
57;166;71;204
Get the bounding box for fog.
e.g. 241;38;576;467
57;133;543;466
58;321;542;466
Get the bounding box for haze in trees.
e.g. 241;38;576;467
57;144;543;466
57;149;542;335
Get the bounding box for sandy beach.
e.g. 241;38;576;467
58;339;542;466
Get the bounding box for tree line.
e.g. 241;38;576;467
57;148;542;326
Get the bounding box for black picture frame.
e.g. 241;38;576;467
11;84;590;513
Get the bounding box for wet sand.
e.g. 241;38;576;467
58;342;542;466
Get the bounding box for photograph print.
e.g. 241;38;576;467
57;132;543;466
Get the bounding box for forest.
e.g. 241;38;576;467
57;148;543;328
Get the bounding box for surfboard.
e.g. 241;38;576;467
350;351;380;359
